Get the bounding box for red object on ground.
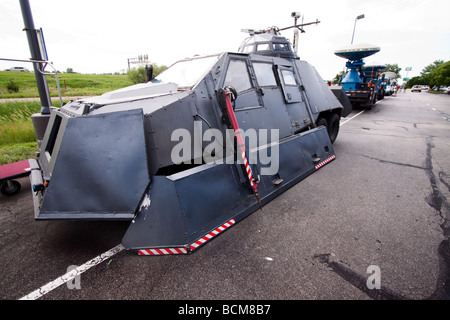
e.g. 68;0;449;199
0;160;31;182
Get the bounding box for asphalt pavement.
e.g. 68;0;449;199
1;90;449;304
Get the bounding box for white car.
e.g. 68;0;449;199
444;86;450;94
385;85;393;95
411;85;422;92
5;66;29;72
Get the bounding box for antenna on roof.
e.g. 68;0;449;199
278;12;320;54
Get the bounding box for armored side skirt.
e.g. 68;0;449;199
122;126;335;254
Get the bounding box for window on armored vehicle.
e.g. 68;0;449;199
256;43;270;52
253;62;277;87
273;43;291;52
152;55;219;88
242;45;254;53
224;60;252;93
281;69;297;86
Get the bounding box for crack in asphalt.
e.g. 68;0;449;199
318;135;450;300
359;154;427;171
439;172;450;193
424;137;450;227
423;137;450;300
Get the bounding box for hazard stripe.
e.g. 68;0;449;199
241;150;255;188
137;218;236;255
315;154;336;170
189;218;236;251
138;247;187;255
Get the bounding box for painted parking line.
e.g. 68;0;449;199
340;110;365;126
20;244;125;300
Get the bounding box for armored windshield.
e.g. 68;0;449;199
152;55;220;89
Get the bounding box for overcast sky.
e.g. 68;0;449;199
1;0;449;82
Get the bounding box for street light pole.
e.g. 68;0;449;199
351;14;365;44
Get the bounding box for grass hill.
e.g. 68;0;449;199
0;71;134;165
0;71;133;98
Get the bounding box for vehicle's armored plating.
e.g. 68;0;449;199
29;24;351;255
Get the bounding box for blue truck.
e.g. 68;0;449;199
335;43;385;109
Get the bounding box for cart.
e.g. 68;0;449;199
0;160;31;196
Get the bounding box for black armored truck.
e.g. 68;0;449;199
29;27;351;255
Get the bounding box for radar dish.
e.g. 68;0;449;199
382;71;398;79
334;43;380;61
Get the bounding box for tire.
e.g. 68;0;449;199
316;117;328;129
326;113;340;144
0;180;21;196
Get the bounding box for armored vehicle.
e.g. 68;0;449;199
29;26;351;255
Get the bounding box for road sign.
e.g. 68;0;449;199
127;54;149;70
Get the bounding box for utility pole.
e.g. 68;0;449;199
19;0;52;115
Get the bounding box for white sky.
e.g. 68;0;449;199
1;0;449;82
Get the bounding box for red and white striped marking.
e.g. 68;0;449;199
189;218;236;251
225;90;259;195
240;148;257;192
137;218;236;255
315;154;336;170
138;247;187;255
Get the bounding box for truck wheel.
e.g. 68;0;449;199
0;180;21;196
316;117;327;128
326;113;340;144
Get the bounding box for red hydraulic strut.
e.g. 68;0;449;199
224;87;262;210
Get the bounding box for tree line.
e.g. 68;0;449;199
127;63;167;84
332;60;450;89
406;60;450;88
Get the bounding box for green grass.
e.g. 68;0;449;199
0;71;135;165
0;100;41;119
0;101;41;165
0;71;133;98
0;142;38;165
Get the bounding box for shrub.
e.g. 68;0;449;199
127;67;146;84
127;64;167;84
6;79;19;93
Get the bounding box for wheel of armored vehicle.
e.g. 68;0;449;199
316;117;328;129
326;113;340;144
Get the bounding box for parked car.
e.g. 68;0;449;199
384;85;391;96
5;66;29;72
444;86;450;95
411;85;422;92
